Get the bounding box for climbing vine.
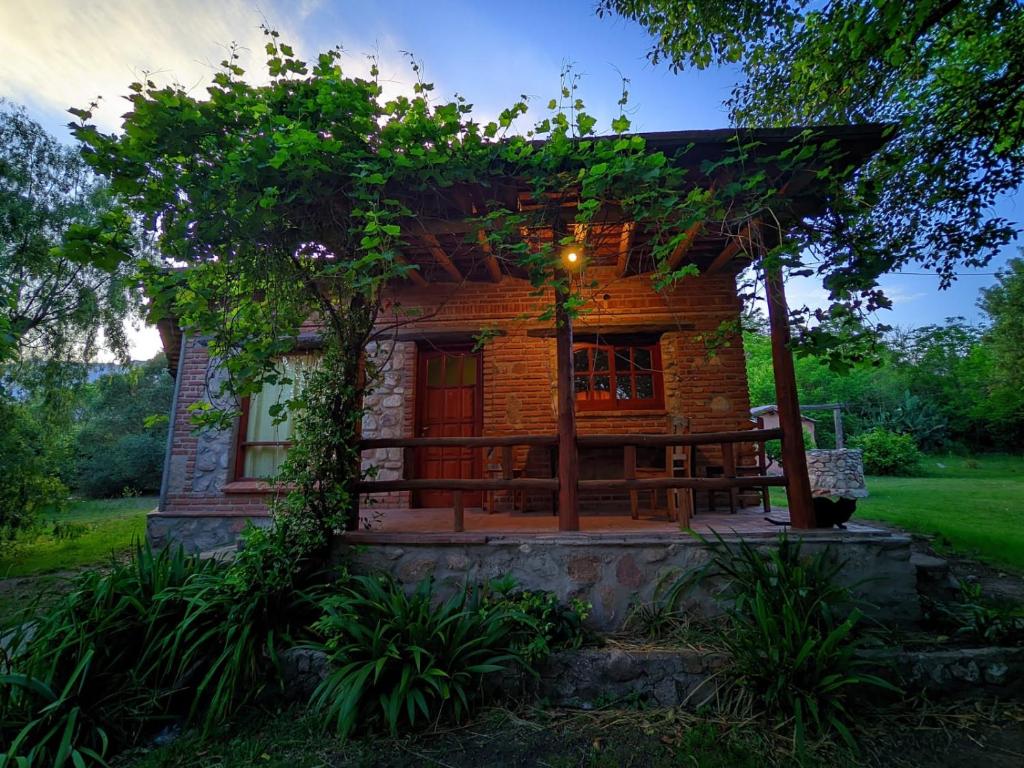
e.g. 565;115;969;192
74;29;856;554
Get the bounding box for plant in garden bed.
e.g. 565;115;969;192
480;577;591;663
0;528;330;767
151;523;331;731
308;574;526;739
658;533;900;754
923;579;1024;647
0;542;220;768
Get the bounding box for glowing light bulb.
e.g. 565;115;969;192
567;251;578;263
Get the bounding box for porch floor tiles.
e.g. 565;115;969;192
353;504;885;541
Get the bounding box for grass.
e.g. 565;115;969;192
855;454;1024;572
115;699;1024;768
116;706;844;768
0;495;156;578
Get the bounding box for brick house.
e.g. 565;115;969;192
151;126;886;552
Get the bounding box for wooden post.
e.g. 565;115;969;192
764;266;815;528
502;445;514;513
833;406;845;449
720;441;738;513
453;490;464;532
625;445;638;520
555;286;580;531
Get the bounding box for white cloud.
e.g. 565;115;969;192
0;0;303;132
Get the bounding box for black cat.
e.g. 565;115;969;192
765;496;857;529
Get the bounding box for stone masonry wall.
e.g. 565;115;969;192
806;448;869;498
337;530;919;630
360;340;416;510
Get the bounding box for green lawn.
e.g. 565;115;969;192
0;496;156;578
856;454;1024;571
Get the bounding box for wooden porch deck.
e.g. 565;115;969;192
355;504;884;537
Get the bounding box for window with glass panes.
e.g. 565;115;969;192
234;356;316;479
573;342;664;410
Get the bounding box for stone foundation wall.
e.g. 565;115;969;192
335;531;919;630
806;448;868;498
147;511;272;553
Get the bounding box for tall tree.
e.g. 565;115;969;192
600;0;1023;324
0;101;138;368
978;255;1024;444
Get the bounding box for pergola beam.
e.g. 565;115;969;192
476;229;503;283
421;233;463;283
615;221;636;277
666;220;704;269
706;217;761;275
395;253;429;287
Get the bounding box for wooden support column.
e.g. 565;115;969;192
833;406;845;449
625;445;638;520
764;265;816;528
555;285;580;531
453;490;464;532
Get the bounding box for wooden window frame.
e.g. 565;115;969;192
233;395;294;481
573;341;664;412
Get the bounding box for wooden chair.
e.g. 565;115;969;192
630;416;693;525
485;446;525;514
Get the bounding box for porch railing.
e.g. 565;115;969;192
356;428;786;532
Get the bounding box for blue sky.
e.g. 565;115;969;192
2;0;1019;357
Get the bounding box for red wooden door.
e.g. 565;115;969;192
415;348;482;508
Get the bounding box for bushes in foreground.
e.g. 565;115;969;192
851;427;923;475
307;574;591;739
0;533;587;767
709;534;898;749
0;543;220;767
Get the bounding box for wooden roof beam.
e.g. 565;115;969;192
476;229;503;283
394;253;429;287
615;221;636;278
706;218;761;275
666;220;704;269
421;233;463;282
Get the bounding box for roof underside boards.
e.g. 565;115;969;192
390;124;890;286
156;124;890;368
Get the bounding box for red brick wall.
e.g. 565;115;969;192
161;264;756;518
161;336;274;518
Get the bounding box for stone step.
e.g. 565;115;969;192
911;552;950;579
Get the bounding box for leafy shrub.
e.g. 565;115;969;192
481;577;591;662
152;523;327;731
309;574;524;739
0;397;67;540
75;433;167;498
51;520;88;540
706;533;898;750
73;359;173;498
851;427;922;475
0;542;219;767
0;527;323;766
925;579;1024;646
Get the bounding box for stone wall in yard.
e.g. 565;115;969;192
806;448;869;498
335;530;920;630
859;646;1024;698
279;643;1024;710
